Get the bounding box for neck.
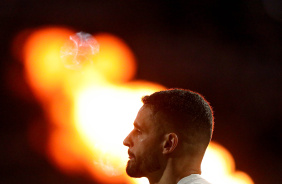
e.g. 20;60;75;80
147;156;201;184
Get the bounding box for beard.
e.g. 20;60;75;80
126;152;161;178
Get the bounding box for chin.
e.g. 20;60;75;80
126;160;144;178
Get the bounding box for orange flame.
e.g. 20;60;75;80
16;26;254;184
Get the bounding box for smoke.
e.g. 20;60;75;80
93;156;123;177
60;32;99;69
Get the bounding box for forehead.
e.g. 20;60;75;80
134;105;156;130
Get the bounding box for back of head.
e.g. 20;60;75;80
142;88;214;154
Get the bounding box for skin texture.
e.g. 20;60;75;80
123;104;205;184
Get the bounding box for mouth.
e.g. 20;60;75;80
128;150;135;159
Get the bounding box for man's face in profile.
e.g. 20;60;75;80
123;105;164;178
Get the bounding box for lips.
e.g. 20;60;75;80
128;150;135;159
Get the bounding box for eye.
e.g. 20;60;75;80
133;128;142;135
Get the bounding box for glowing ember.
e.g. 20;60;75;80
16;26;254;184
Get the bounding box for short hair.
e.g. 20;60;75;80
142;88;214;144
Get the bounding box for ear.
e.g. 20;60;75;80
162;133;178;154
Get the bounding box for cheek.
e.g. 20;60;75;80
133;136;149;150
138;136;145;142
134;137;145;148
141;137;160;150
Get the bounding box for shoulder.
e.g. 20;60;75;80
177;174;212;184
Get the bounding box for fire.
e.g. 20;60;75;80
15;26;254;184
202;142;254;184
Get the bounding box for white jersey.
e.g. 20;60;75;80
177;174;212;184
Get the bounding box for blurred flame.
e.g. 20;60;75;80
94;33;136;83
202;142;254;184
16;26;254;184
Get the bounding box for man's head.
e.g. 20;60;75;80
123;88;214;178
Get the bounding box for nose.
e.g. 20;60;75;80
123;132;133;147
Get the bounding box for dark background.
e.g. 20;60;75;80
1;0;281;184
